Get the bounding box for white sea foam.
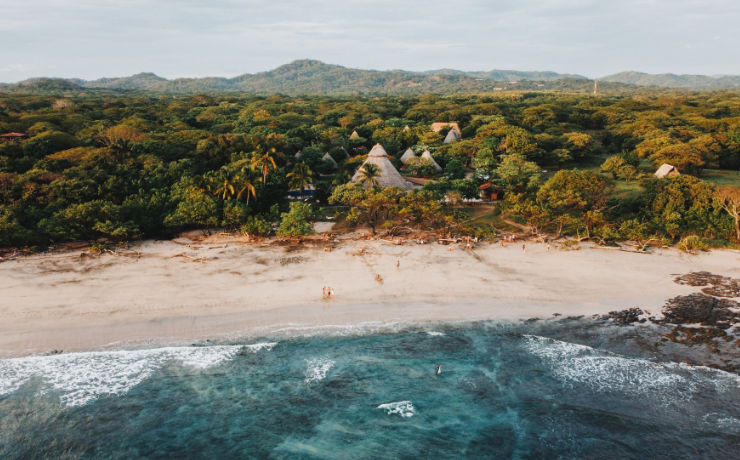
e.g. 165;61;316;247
0;343;273;407
522;335;740;405
304;357;335;383
245;342;278;352
426;331;445;336
377;400;415;418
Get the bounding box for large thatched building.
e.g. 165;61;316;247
351;144;413;189
431;122;460;133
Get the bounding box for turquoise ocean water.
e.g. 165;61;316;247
1;319;738;459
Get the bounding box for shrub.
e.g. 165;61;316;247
677;235;710;252
277;202;314;237
241;215;272;237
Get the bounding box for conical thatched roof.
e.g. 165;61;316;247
443;128;461;144
351;144;413;189
350;130;360;139
403;125;411;132
655;163;679;178
400;148;416;165
322;152;337;167
421;150;443;172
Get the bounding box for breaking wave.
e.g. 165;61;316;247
522;335;740;405
304;357;335;383
0;343;274;407
377;400;415;418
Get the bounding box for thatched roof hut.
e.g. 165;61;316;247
421;150;443;172
322;152;337;168
350;130;360;139
403;125;411;132
431;122;460;133
443;128;461;144
655;164;680;178
400;148;416;165
351;144;413;189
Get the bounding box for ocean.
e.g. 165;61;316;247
1;319;738;459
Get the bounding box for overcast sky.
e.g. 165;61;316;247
1;0;738;82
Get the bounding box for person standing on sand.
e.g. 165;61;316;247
322;286;326;298
522;243;526;252
396;259;400;270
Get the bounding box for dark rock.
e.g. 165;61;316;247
674;271;740;298
661;293;739;329
602;307;644;325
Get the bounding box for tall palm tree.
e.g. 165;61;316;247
287;162;314;199
358;163;380;187
208;171;236;200
251;148;278;184
235;169;258;205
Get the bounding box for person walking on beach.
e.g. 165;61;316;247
396;259;400;270
522;243;526;252
322;286;326;298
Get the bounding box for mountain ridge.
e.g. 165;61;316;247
1;59;738;94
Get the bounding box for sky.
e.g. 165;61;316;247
1;0;738;82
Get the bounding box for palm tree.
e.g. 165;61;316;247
358;163;380;187
251;148;278;184
287;162;314;199
208;171;236;200
235;170;258;205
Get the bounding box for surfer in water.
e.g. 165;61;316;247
436;364;442;376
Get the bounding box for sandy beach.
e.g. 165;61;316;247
1;232;739;357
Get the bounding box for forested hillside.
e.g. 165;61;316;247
0;91;738;249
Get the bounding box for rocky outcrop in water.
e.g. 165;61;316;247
601;307;645;325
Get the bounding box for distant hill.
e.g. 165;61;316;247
601;71;740;89
1;60;737;95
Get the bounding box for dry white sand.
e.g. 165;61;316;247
1;232;739;357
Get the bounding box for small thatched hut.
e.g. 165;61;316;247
322;152;338;168
421;150;443;172
350;130;360;139
351;144;413;189
400;148;416;165
655;164;680;178
443;128;461;144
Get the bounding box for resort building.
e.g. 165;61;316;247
443;128;461;143
654;164;680;178
351;143;414;189
421;150;443;172
400;148;416;165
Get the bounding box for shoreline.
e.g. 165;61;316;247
2;234;739;358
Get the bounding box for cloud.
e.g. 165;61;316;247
0;0;738;81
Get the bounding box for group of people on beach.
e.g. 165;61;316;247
322;286;335;299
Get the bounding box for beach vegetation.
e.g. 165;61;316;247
0;91;737;248
277;202;314;237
